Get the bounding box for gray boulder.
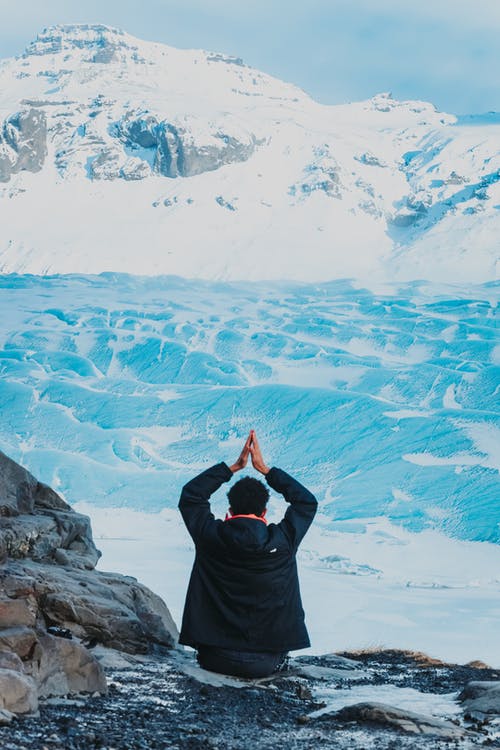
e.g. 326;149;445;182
0;628;105;712
25;631;107;697
0;449;99;570
89;148;122;180
0;708;15;725
0;596;36;628
0;449;178;652
0;561;177;653
0;668;38;714
333;701;465;738
0;650;24;672
0;109;47;182
0;448;178;719
458;680;500;717
0;449;70;517
0;627;38;659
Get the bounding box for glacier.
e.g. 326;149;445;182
0;273;498;542
1;271;499;664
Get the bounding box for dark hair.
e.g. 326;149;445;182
227;476;269;516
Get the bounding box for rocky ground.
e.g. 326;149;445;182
1;648;500;750
0;449;178;721
2;450;500;749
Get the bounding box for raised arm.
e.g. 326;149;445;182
249;430;317;550
267;468;318;550
179;433;252;543
179;462;232;542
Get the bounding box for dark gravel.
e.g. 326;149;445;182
1;651;500;750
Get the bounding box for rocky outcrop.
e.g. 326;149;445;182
459;680;500;717
0;449;178;717
0;449;99;570
113;112;257;179
0;109;47;182
332;702;466;738
1;560;178;653
24;24;140;63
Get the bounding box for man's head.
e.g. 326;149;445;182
227;476;269;517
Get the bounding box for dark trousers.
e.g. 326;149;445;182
197;645;288;678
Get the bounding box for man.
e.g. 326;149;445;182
178;430;318;678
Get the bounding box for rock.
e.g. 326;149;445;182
0;450;178;653
296;653;361;669
115;112;257;179
1;508;101;569
458;680;500;716
294;663;369;682
446;170;468;185
0;450;100;570
0;109;47;182
0;448;179;719
1;561;178;654
355;152;387;167
91;645;146;669
0;450;38;515
89;148;122;180
0;668;38;714
0;597;36;628
0;627;106;700
0;449;70;515
25;632;107;697
0;707;15;724
332;702;466;738
35;483;71;511
296;683;313;700
296;714;310;725
121;158;150;181
0;650;24;672
53;548;71;566
172;653;259;689
0;627;38;659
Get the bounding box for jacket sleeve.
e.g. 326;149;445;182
266;467;318;551
178;462;233;544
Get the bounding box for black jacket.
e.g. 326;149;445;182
178;462;318;652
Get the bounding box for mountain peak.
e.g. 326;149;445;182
23;23;138;62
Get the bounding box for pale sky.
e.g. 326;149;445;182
0;0;499;115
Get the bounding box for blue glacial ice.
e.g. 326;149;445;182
0;273;498;542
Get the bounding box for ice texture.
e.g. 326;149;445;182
0;273;498;543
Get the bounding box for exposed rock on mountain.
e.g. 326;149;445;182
0;108;47;182
114;113;258;179
0;449;178;717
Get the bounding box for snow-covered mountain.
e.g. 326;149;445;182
0;24;498;281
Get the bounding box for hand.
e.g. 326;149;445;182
249;430;270;475
229;432;252;473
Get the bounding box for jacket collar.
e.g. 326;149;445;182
224;513;267;525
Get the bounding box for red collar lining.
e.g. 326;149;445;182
224;513;267;525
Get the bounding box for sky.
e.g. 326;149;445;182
0;0;499;115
